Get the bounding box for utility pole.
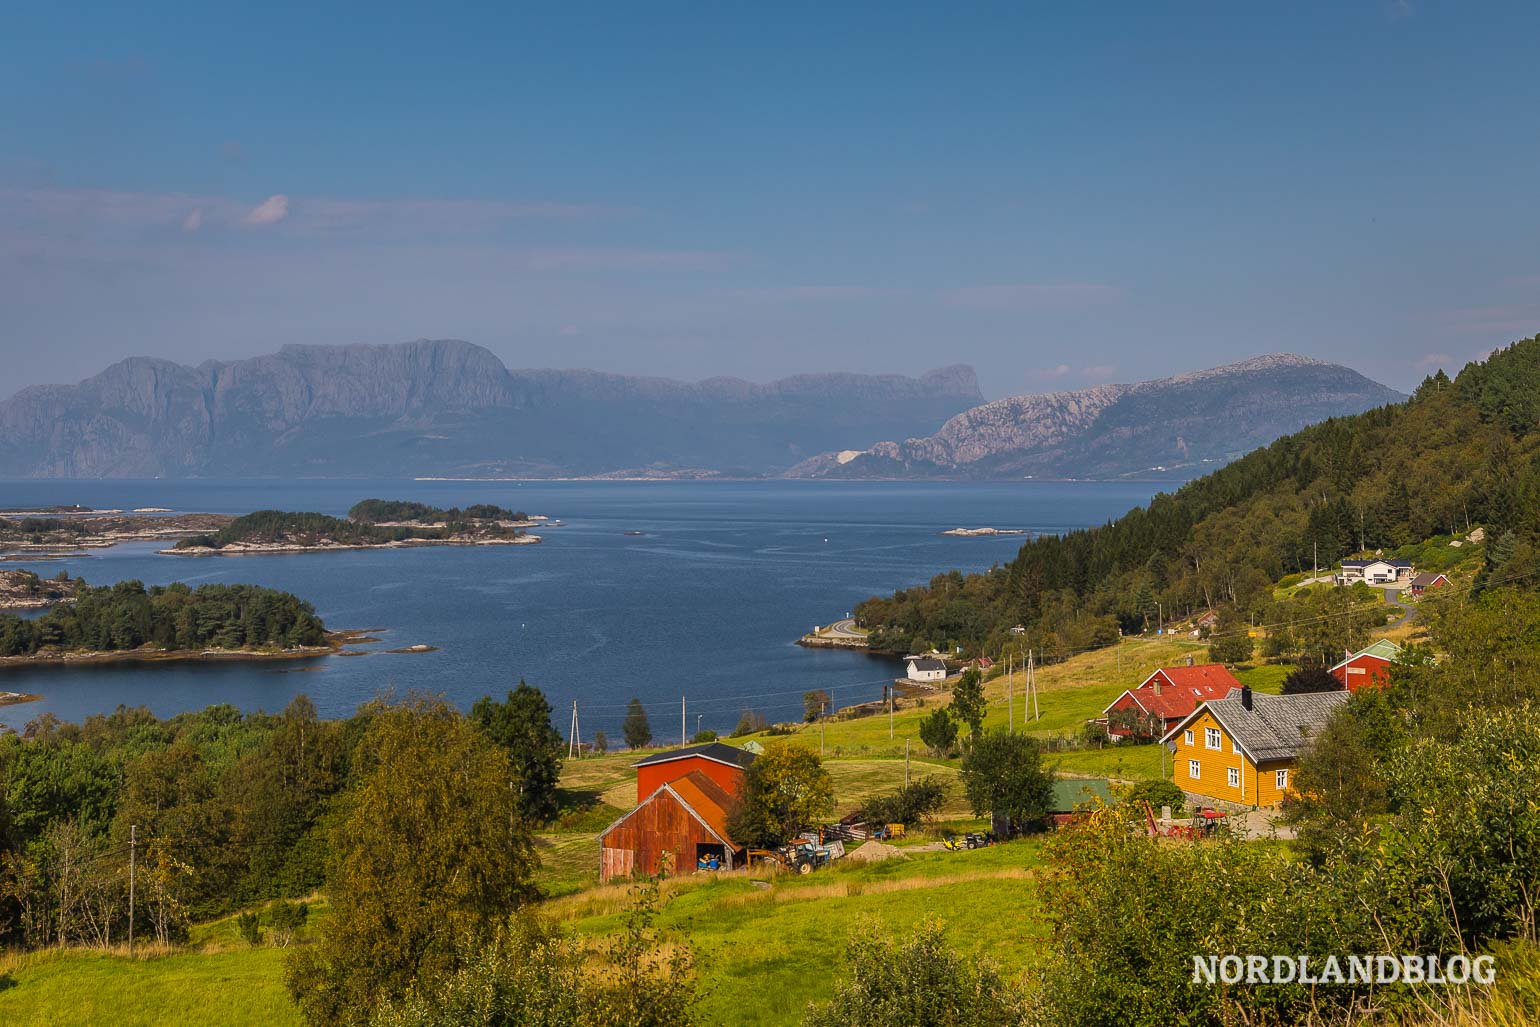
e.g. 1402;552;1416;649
568;701;581;759
1007;650;1014;734
681;695;686;748
820;701;826;757
128;824;136;958
696;713;702;738
905;738;911;787
1028;649;1040;721
887;685;894;741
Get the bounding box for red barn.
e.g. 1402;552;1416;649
633;741;756;803
1329;640;1402;691
1100;663;1241;739
600;770;744;882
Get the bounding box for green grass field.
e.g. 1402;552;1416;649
553;838;1047;1026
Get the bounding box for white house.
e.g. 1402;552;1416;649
1336;559;1414;586
904;656;947;683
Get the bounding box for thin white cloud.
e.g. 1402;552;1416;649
244;194;290;226
182;208;203;233
1414;352;1452;370
942;282;1121;311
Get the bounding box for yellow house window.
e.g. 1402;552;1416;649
1227;767;1240;788
1184;729;1193;745
1188;759;1200;778
1205;727;1222;750
1275;769;1289;789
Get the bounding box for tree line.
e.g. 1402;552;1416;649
346;499;527;524
0;580;327;657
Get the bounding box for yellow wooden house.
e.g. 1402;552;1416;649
1161;686;1350;808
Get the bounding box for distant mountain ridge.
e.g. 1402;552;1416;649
784;354;1406;481
0;340;984;478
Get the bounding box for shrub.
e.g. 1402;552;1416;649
803;919;1022;1026
237;910;265;947
1124;779;1185;816
860;776;950;827
268;899;309;947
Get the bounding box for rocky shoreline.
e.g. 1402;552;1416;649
939;526;1027;537
161;534;542;556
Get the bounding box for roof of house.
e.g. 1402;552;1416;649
600;769;739;847
1050;778;1115;813
1329;639;1403;671
1102;664;1242;721
1410;571;1450;587
1161;688;1351;763
633;740;757;772
1341;558;1413;569
906;657;947;672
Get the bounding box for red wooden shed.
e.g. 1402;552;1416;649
599;770;744;883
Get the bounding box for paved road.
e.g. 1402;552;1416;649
1384;588;1418;630
819;618;866;639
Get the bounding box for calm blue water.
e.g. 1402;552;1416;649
0;480;1156;735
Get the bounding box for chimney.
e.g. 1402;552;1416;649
1241;685;1253;711
1152;674;1162;696
1186;654;1195;667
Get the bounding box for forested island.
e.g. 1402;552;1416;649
167;500;543;555
0;580;332;662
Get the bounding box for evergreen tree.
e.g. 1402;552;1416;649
470;681;565;824
622;698;652;750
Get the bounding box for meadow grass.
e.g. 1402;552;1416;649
0;944;301;1027
551;838;1049;1027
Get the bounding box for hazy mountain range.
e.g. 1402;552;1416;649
0;342;1403;480
785;354;1405;480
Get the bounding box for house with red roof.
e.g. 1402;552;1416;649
1100;663;1243;740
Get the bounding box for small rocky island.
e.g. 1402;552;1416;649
939;527;1028;537
164;499;545;556
0;507;234;554
0;568;83;610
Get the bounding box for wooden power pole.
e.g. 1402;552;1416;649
128;823;136;958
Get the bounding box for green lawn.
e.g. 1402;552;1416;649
0;945;300;1027
553;838;1048;1026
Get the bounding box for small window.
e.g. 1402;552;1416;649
1275;769;1289;790
1232;740;1240;754
1183;729;1194;745
1188;759;1200;779
1205;727;1222;750
1227;767;1240;788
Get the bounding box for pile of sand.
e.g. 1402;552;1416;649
846;840;907;863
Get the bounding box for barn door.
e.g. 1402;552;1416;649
602;846;634;882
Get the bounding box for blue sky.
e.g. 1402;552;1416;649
3;2;1537;397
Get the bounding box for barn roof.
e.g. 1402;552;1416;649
1050;778;1114;813
633;741;757;772
1329;639;1403;672
600;769;739;848
1410;571;1449;588
906;657;946;672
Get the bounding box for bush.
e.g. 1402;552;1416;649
1124;779;1185;816
803;919;1022;1026
919;707;958;756
237;910;265;947
731;710;768;737
860;776;950;827
689;729;718;744
268;900;309;947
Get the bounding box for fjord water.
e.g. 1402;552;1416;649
0;480;1156;735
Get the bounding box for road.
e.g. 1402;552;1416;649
819;618;866;639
